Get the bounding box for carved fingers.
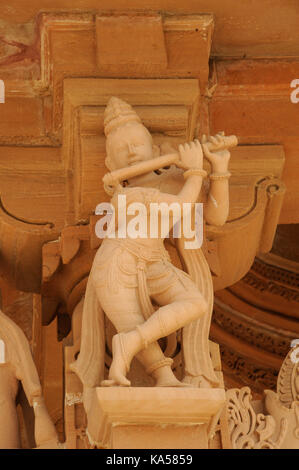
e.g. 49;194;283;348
177;139;203;170
201;132;231;172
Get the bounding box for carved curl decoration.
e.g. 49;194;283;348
227;348;299;449
277;348;299;407
227;387;287;449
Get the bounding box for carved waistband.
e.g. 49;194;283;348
103;237;171;319
103;237;170;263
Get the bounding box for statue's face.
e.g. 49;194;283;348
106;123;153;170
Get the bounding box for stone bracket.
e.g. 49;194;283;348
96;13;168;67
87;387;226;449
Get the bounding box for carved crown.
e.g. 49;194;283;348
104;96;142;136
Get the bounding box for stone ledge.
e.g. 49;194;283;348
87;387;226;448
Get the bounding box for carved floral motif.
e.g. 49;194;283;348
227;348;299;449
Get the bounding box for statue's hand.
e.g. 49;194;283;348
177;140;203;170
201;132;231;172
102;172;119;187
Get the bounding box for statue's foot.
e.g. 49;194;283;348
153;365;193;388
101;333;131;387
156;376;193;388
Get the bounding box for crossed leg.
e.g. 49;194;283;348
95;269;207;386
95;282;178;386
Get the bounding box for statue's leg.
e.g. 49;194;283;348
136;342;190;387
105;276;207;386
95;279;185;386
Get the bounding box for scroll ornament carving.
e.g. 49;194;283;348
226;347;299;449
227;387;287;449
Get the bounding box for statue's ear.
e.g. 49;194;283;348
152;144;160;158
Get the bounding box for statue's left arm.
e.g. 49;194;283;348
202;133;231;226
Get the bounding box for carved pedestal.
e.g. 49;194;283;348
87;387;225;449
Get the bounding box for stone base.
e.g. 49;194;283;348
87;387;226;449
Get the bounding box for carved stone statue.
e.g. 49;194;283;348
0;310;58;448
71;97;237;394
